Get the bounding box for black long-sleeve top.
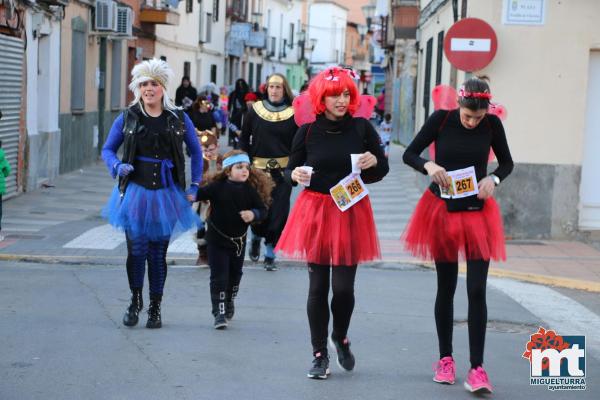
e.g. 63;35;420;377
190;110;217;131
403;109;514;185
239;102;298;159
175;86;197;107
196;180;267;249
285;114;389;194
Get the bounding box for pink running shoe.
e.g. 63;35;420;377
432;356;455;384
464;366;493;393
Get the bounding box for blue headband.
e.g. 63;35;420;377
222;154;250;169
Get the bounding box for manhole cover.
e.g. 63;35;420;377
454;319;538;334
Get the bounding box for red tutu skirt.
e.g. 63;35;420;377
402;190;506;262
275;190;381;266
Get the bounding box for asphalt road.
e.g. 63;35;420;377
1;261;597;400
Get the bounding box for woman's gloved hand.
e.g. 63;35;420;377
117;163;134;177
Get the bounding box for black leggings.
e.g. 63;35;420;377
307;263;357;354
435;259;489;368
125;234;169;301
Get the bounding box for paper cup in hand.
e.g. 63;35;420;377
298;166;313;186
351;154;361;174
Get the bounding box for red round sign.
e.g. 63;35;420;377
443;18;497;72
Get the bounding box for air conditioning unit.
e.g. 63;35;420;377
95;0;117;31
116;6;133;36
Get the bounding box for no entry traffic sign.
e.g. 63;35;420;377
444;18;498;71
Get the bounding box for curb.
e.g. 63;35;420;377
412;260;600;293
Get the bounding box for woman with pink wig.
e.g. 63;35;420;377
276;67;389;379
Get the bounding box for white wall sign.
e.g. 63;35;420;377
502;0;546;25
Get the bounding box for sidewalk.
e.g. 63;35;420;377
1;145;599;292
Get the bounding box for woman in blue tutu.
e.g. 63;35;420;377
101;58;203;329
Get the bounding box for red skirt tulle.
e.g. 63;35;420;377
275;190;381;266
401;190;506;262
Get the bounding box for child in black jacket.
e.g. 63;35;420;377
196;150;273;329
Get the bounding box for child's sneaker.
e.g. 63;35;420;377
432;356;455;384
464;366;493;393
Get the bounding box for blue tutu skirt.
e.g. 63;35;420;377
102;182;201;241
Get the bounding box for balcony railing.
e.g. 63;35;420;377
227;0;248;22
140;0;180;25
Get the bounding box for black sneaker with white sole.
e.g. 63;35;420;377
307;352;330;379
213;313;227;329
264;257;277;271
329;336;355;371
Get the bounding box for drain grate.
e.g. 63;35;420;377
506;240;546;246
5;234;46;240
454;319;539;334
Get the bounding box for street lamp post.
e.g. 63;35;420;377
298;30;318;81
357;24;368;44
298;30;306;62
361;3;376;30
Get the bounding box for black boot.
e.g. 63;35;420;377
225;284;239;321
122;288;143;327
211;290;227;329
249;238;261;262
146;300;162;329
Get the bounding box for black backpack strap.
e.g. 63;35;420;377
438;110;451;133
303;123;314;144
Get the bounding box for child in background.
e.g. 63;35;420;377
195;131;223;265
0;140;10;241
379;113;392;158
196;150;273;329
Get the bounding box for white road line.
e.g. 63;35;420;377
63;224;125;250
489;277;600;359
167;230;199;254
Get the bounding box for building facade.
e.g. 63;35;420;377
308;0;348;75
262;0;304;90
58;0;130;175
383;0;418;145
155;0;226;95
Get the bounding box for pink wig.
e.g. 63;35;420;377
308;67;360;116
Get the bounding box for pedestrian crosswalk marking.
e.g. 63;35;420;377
167;230;198;254
63;224;125;250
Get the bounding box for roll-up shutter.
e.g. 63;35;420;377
0;34;24;198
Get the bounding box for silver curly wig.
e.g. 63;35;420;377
128;58;179;114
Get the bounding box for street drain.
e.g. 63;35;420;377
454;319;539;334
506;240;546;246
5;234;46;240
